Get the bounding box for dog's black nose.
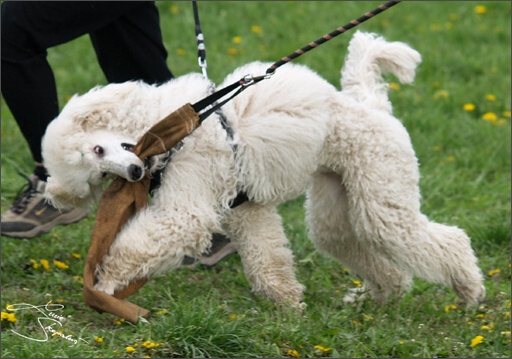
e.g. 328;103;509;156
128;164;143;181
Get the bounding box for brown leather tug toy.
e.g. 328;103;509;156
83;104;200;324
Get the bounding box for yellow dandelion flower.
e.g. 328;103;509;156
502;111;511;118
251;25;262;34
352;279;362;287
434;90;449;99
229;314;237;319
314;345;331;353
445;304;457;313
1;312;9;321
143;340;157;349
488;268;500;276
470;335;484;347
481;325;491;331
40;259;50;271
468;321;474;325
476;313;485;319
287;349;301;358
113;318;125;325
94;336;104;343
463;103;476;111
155;309;168;315
228;48;238;56
399;340;404;344
176;48;185;56
73;275;83;283
53;260;69;270
7;313;16;322
170;5;179;14
126;346;136;353
388;82;400;91
501;331;511;337
232;36;242;44
71;253;81;259
485;94;496;101
482;112;498;122
30;259;39;269
474;5;487;14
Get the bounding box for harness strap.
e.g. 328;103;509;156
192;75;267;123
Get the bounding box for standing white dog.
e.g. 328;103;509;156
42;32;485;307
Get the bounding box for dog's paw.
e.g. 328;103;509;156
343;287;369;303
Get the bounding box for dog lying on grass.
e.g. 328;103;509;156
42;31;485;307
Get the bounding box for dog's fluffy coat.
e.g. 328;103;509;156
42;32;485;306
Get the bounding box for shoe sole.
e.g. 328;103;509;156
1;209;88;239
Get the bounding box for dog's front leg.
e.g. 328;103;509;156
223;202;305;307
94;207;214;295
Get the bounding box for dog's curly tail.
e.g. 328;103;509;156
340;31;422;114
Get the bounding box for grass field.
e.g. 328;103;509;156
1;2;510;358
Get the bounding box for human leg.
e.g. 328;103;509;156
1;2;160;237
89;2;173;84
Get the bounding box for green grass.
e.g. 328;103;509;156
1;2;510;358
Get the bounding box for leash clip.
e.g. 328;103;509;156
198;57;208;79
240;75;256;87
240;72;273;88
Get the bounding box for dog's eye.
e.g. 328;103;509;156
121;143;135;152
94;146;104;157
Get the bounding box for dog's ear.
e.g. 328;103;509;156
45;176;92;210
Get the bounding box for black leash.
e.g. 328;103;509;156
192;1;208;79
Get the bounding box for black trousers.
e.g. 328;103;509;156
1;1;173;164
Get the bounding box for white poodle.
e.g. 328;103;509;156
42;32;485;307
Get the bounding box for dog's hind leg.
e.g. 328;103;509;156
223;202;305;306
306;171;413;303
327;117;485;305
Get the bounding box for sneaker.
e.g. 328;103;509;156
1;173;89;238
181;233;237;268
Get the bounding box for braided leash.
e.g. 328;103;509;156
266;0;401;75
192;0;401;122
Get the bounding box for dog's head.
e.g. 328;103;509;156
42;85;147;210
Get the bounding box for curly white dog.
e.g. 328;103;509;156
42;32;485;307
